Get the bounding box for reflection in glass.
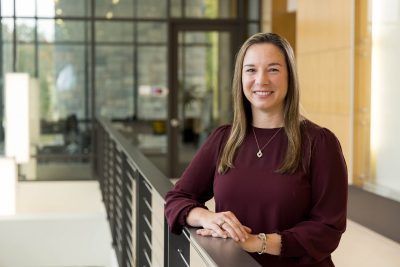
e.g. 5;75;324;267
95;46;134;118
137;0;166;18
177;31;232;167
16;19;35;42
36;44;91;176
1;19;14;41
2;43;13;73
38;20;87;43
95;0;133;18
37;0;89;17
185;0;236;19
170;0;182;17
95;21;133;43
17;44;35;76
39;45;86;120
137;46;167;87
137;22;167;43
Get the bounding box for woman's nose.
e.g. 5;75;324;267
256;71;269;86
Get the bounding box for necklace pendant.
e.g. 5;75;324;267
257;150;263;158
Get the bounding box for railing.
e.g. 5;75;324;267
95;117;261;267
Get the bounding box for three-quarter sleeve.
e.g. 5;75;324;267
279;128;348;264
165;125;229;234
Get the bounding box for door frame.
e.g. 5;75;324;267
167;19;243;177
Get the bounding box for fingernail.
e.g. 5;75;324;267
223;235;227;239
241;238;245;242
235;238;239;241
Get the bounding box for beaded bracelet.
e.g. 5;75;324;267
257;233;267;254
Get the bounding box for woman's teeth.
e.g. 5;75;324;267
254;91;272;96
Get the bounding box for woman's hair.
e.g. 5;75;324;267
217;32;302;174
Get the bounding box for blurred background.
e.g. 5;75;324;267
0;0;399;267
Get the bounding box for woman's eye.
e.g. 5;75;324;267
245;68;255;73
269;68;279;72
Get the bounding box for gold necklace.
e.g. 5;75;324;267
252;127;283;158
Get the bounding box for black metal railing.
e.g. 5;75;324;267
95;117;261;267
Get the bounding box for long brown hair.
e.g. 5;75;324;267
218;32;302;174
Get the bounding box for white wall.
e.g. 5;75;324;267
0;181;117;267
0;214;114;267
370;0;400;194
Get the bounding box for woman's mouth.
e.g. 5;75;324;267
253;91;273;96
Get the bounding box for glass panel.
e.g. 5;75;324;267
39;44;87;120
2;42;13;73
37;0;89;17
248;23;260;36
137;46;167;87
185;0;236;19
182;32;208;44
17;44;35;76
218;0;237;19
95;0;134;18
37;0;56;17
137;0;166;18
1;19;14;41
95;21;133;43
16;0;35;17
38;19;87;43
37;44;91;177
248;0;260;20
135;45;168;174
0;41;13;154
95;45;134;118
16;19;35;42
1;0;13;16
177;31;232;169
137;22;167;43
170;0;182;17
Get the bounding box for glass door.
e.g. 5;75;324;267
168;21;239;177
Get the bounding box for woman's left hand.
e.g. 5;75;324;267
196;226;252;240
236;234;262;253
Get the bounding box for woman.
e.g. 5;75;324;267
165;33;347;266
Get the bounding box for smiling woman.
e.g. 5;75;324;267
241;43;288;127
165;33;348;267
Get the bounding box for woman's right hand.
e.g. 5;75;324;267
187;207;251;242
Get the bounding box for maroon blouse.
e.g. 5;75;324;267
165;120;348;267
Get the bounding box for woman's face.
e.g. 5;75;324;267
242;43;288;117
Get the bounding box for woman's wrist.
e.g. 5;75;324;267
257;233;267;254
186;207;211;227
266;233;282;256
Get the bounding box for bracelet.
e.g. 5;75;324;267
257;233;267;254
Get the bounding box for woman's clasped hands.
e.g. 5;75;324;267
195;210;251;242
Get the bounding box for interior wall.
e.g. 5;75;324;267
296;0;354;179
271;0;296;52
353;0;371;186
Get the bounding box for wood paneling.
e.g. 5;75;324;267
298;49;351;114
353;0;371;186
272;0;296;51
296;0;354;172
297;0;352;53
